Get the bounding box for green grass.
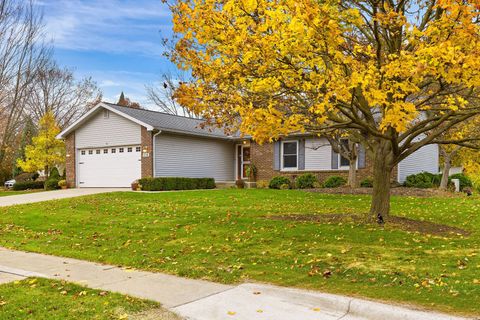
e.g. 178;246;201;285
0;189;43;197
0;189;479;315
0;277;158;319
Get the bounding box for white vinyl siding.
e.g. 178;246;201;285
76;110;141;148
304;138;332;170
398;144;439;183
154;133;235;182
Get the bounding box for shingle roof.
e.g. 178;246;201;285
104;103;235;139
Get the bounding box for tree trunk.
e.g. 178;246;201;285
347;156;358;187
439;146;460;191
439;156;451;190
369;141;393;224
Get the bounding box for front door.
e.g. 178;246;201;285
236;144;251;180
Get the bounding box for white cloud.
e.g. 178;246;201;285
37;0;172;56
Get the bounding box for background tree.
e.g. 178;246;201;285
439;115;480;190
25;61;102;129
117;91;142;109
17;112;65;179
0;0;49;182
12;116;36;177
146;73;197;117
170;0;480;222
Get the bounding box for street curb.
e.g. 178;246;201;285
347;297;470;320
238;283;472;320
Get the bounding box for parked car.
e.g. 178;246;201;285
4;179;15;189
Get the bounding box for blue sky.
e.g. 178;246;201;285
37;0;177;106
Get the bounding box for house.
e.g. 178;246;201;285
56;102;439;188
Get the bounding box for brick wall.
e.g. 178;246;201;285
65;132;76;188
141;127;154;178
250;141;397;184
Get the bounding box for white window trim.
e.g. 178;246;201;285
281;140;299;171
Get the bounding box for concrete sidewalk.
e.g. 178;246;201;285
0;188;128;207
0;248;471;320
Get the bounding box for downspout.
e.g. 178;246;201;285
152;130;162;177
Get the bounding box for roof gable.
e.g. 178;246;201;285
57;102;235;140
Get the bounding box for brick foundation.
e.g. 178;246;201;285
250;141;398;184
65;133;76;188
141;127;154;178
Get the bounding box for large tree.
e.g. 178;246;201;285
0;0;49;182
170;0;480;222
25;61;102;129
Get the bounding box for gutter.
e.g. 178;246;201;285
152;130;162;177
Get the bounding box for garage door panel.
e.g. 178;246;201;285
77;146;141;187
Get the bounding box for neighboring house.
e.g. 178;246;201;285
56;102;439;188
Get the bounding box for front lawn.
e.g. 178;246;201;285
0;277;161;319
0;189;479;315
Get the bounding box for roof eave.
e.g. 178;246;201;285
56;102;154;139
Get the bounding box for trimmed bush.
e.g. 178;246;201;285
269;176;291;189
295;173;317;189
449;173;473;191
404;172;440;189
12;181;44;191
360;178;373;188
323;176;347;188
45;178;61;190
139;177;215;191
58;180;67;188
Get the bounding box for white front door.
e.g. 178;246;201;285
77;145;141;187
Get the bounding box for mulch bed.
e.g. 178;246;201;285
268;213;470;236
304;187;461;198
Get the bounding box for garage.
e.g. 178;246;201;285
77;145;141;187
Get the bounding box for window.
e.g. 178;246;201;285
119;148;124;153
111;148;116;153
103;110;109;118
88;150;93;155
96;149;101;154
282;141;298;169
103;149;108;154
127;147;132;152
136;146;141;152
81;150;86;155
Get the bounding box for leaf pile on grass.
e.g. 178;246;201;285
267;214;470;236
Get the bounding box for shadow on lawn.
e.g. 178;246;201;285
267;213;470;237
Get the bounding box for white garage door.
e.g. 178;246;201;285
77;145;141;187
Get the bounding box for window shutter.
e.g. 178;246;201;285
298;139;305;170
358;144;366;169
331;147;339;169
273;141;281;170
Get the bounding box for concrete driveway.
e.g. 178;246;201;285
0;188;128;207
